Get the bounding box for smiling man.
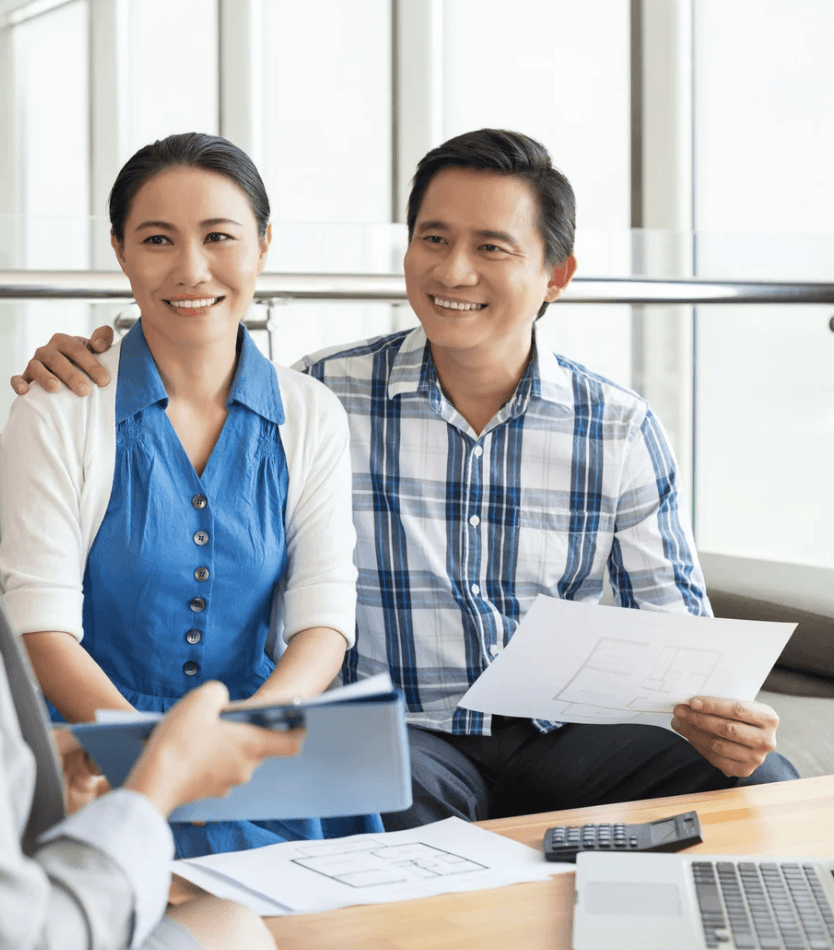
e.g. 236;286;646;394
13;129;798;826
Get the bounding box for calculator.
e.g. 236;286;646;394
543;810;702;863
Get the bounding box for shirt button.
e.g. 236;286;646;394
192;494;208;510
193;531;209;546
473;446;483;458
194;566;210;582
189;597;206;612
489;644;501;656
183;661;199;676
186;629;202;644
469;515;480;527
471;583;480;595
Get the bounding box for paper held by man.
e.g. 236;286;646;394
458;596;796;730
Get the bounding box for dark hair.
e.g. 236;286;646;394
108;132;270;242
407;129;576;317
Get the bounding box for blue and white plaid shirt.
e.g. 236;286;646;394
296;325;711;736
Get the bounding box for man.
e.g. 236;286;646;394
13;129;797;829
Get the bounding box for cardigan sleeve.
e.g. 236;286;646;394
0;390;89;639
271;366;358;650
0;346;119;640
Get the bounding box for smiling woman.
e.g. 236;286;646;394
0;132;384;859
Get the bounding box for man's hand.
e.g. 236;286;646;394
671;696;779;778
52;727;111;814
10;325;114;396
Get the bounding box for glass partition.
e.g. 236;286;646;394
2;224;833;586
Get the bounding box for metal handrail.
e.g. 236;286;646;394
3;270;834;304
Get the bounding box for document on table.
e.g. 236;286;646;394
172;817;565;915
459;595;796;729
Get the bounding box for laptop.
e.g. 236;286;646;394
573;851;834;950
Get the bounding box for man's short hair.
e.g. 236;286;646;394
406;129;576;319
406;128;576;268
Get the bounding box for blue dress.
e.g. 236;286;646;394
52;321;382;857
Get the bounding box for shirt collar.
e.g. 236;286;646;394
227;324;285;424
115;321;168;422
116;321;284;424
386;323;569;416
387;326;437;403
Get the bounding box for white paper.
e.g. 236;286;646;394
173;817;565;915
459;596;796;729
94;673;395;723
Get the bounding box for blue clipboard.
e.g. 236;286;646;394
71;683;411;821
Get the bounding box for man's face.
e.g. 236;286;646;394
404;167;575;364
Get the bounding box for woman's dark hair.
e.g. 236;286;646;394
108;132;270;242
406;129;576;318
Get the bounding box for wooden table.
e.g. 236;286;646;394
264;774;834;950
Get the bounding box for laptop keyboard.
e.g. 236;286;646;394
693;860;834;949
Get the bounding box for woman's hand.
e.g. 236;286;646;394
11;326;114;396
124;680;305;817
52;727;111;814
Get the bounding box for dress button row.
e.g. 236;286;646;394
192;494;208;510
193;530;209;546
194;566;210;582
186;629;202;644
183;661;199;676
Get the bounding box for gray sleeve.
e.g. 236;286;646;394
0;696;174;950
35;790;176;950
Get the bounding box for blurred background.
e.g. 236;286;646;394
1;0;832;615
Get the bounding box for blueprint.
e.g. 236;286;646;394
459;595;796;729
173;817;562;915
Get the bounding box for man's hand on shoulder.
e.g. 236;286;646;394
671;696;779;777
10;325;114;396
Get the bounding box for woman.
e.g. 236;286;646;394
0;132;382;857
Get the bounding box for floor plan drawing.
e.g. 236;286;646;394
291;840;488;888
550;637;721;718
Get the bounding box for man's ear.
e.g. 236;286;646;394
257;222;273;275
110;232;127;271
544;254;577;302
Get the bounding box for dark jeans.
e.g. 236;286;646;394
382;718;800;831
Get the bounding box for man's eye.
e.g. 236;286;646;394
143;234;171;245
423;235;445;244
206;232;232;243
481;244;504;253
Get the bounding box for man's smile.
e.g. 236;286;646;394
429;294;486;311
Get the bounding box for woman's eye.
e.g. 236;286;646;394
206;232;232;243
143;234;171;245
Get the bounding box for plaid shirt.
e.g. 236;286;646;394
296;326;711;735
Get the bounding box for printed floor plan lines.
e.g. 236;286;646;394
551;638;721;716
291;841;488;888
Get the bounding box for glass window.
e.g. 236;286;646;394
443;0;633;387
693;0;834;569
128;0;219;151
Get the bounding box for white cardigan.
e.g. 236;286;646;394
0;339;358;656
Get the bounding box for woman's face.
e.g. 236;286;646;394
111;165;271;350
